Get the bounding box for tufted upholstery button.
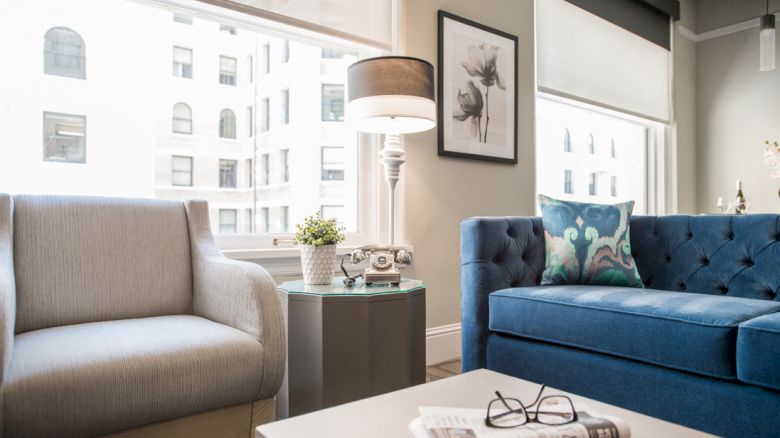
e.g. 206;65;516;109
493;255;501;263
701;258;710;266
776;234;780;242
665;255;672;263
745;259;754;267
728;233;735;240
719;284;729;293
687;233;693;240
679;282;686;291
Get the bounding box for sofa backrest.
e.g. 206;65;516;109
630;215;780;300
12;195;193;333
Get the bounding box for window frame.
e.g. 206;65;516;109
172;45;193;79
171;155;193;187
219;159;238;188
172;102;193;134
42;111;87;163
219;108;237;139
219;55;237;85
43;26;86;80
219;208;238;233
321;83;345;122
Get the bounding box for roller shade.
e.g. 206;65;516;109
198;0;393;49
537;0;671;123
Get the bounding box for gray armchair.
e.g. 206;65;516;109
0;194;285;438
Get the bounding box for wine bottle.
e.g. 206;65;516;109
734;180;747;215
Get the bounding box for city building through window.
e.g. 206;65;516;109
322;84;344;121
219;159;237;188
219;209;237;233
219;108;236;139
173;46;193;78
172;103;192;134
44;27;85;79
171;156;193;186
321;146;345;181
43;112;86;163
219;55;237;85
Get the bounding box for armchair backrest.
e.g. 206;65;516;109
11;195;193;333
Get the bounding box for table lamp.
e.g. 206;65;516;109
346;56;436;244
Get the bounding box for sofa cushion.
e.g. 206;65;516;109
4;315;265;438
737;312;780;391
489;286;780;379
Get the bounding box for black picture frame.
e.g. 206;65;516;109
437;10;518;164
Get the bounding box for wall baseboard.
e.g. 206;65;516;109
425;323;461;366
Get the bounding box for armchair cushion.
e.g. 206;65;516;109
489;286;780;379
4;315;265;438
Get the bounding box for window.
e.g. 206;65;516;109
589;134;595;154
322;48;344;59
219;159;237;188
260;97;269;133
320;205;345;225
43;112;86;163
282;40;290;63
219;209;237;233
219;24;236;35
172;156;193;186
172;103;192;134
245;209;253;233
321;146;344;180
282;206;289;233
172;46;193;79
247;106;254;137
281;89;290;125
281;149;289;182
246;159;254;187
44;27;85;79
248;56;254;83
261;207;270;233
219;55;237;85
260;153;269;186
322;84;344;121
610;138;616;158
563;129;572;152
173;13;192;24
536;96;652;214
262;43;270;74
219;108;236;139
611;175;618;197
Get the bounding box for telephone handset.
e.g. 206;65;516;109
346;245;412;286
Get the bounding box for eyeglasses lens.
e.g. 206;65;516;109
536;396;576;425
488;398;527;428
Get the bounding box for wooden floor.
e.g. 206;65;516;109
425;359;462;382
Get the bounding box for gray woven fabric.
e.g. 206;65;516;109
0;195;15;385
4;315;265;438
13;195;193;333
185;199;285;399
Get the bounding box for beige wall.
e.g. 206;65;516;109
399;0;536;328
673;23;698;214
696;26;780;214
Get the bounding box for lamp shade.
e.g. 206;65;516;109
347;56;436;134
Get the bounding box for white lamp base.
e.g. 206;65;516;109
380;133;404;245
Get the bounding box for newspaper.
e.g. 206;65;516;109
410;405;630;438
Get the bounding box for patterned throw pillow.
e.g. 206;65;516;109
538;194;643;288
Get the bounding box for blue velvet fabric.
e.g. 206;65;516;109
737;312;780;391
487;334;780;438
488;286;780;379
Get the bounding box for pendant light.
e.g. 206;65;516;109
760;0;776;71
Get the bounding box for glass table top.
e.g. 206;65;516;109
279;277;425;296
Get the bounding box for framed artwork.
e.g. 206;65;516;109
437;10;518;164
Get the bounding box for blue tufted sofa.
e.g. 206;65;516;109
461;215;780;437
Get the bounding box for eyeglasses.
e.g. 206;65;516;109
485;385;578;428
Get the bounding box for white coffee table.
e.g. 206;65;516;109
256;369;713;437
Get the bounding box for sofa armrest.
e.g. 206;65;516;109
185;200;285;399
460;217;545;371
0;194;15;386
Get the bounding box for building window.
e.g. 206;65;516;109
262;43;270;74
322;48;343;59
611;175;618;197
589;133;595;154
245;209;253;233
219;108;236;139
322;84;344;121
281;89;290;125
173;13;192;24
43;112;86;163
172;46;193;79
281;149;289;182
219;24;236;35
43;27;85;79
219;159;237;188
282;206;289;232
248;55;254;83
247;106;254;137
246;159;253;187
321;146;344;180
219;55;237;85
172;103;192;134
260;153;269;186
563;128;572;152
260;97;269;133
172;155;193;186
219;209;237;234
261;207;270;233
610;138;616;158
320;205;345;226
564;170;573;194
589;172;597;196
282;40;290;63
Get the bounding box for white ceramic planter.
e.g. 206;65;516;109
301;244;337;285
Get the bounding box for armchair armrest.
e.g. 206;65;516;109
185;200;285;399
460;217;545;371
0;194;15;386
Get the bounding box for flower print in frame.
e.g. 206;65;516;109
438;10;517;164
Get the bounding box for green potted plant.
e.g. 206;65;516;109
295;212;346;284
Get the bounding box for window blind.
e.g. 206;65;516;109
536;0;671;123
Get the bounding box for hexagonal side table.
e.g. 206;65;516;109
276;277;426;419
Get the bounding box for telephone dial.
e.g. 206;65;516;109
341;245;412;286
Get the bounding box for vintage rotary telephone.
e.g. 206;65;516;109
341;245;412;286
